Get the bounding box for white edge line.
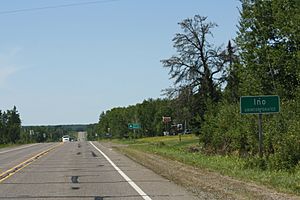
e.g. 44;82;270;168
89;141;152;200
0;143;39;154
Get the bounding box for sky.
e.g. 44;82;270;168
0;0;241;125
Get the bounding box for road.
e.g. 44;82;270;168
0;138;198;199
0;143;59;175
78;131;87;142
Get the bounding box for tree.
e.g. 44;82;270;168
161;15;227;123
0;110;3;144
168;86;193;131
223;40;240;102
1;111;9;144
0;106;21;144
236;0;300;99
6;106;21;143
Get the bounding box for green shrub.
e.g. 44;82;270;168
201;101;257;155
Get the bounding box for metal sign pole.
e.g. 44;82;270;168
258;113;263;158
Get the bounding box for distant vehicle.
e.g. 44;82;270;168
62;135;70;142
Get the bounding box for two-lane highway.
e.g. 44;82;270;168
0;141;198;200
0;143;60;175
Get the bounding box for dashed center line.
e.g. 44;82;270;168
0;143;63;183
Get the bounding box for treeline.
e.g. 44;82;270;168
0;106;85;144
94;0;300;171
0;106;21;144
88;99;173;140
21;125;83;143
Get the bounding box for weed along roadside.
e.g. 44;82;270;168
104;135;300;199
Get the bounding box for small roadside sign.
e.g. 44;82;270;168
162;116;171;123
240;95;280;114
128;123;141;129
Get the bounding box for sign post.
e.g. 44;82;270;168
258;113;263;158
240;95;280;157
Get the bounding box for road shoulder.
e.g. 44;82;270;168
104;142;300;200
93;141;201;200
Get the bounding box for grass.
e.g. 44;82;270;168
112;134;300;195
0;143;19;149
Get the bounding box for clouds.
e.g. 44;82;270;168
0;47;22;87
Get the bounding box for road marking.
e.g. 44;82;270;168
90;142;152;200
0;143;63;183
0;143;39;154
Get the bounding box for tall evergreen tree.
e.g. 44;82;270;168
223;40;240;102
6;106;21;143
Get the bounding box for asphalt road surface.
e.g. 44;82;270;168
0;143;59;175
78;131;87;142
0;140;198;200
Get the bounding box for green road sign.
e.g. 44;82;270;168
240;95;280;114
128;123;141;129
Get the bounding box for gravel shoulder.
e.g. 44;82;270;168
102;142;300;200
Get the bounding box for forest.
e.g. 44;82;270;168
21;124;86;143
92;0;300;170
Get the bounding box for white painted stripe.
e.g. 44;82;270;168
0;143;39;154
90;141;152;200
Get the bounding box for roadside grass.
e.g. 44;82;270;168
113;134;300;195
0;143;19;149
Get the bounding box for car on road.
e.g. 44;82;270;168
62;135;70;142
